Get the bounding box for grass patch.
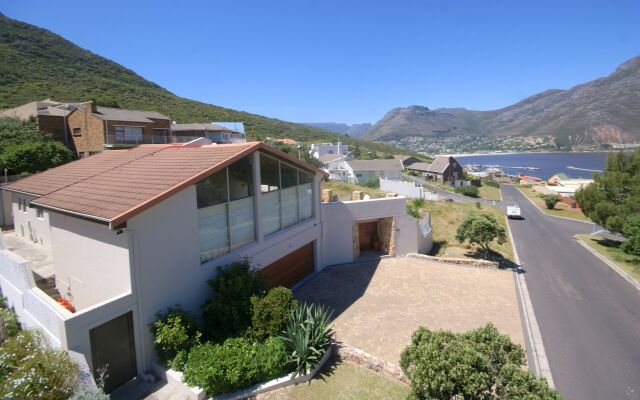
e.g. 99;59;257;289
321;181;388;201
478;184;501;201
576;234;640;284
414;200;514;263
257;356;409;400
518;186;592;222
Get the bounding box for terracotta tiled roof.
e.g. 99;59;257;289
4;142;325;227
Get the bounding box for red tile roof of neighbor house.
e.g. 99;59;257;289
4;142;325;227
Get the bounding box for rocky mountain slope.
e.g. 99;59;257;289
303;122;372;137
363;56;640;147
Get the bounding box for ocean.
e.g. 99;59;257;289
455;152;610;180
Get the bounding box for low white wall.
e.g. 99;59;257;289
380;178;438;201
49;213;131;310
394;214;433;256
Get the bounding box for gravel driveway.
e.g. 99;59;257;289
295;257;524;365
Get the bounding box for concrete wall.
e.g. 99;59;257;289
49;213;131;310
0;190;13;227
11;193;52;247
395;215;433;256
127;173;323;371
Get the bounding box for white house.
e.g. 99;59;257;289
0;141;430;394
318;154;351;181
310;142;349;159
344;159;403;184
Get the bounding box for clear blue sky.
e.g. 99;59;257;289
3;0;640;124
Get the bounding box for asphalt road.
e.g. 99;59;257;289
501;185;640;400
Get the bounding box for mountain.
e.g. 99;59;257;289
0;13;407;156
303;122;372;137
363;56;640;148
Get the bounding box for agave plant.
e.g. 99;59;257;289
279;303;334;377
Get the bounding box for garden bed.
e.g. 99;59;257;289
154;346;333;400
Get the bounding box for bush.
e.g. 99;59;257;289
400;324;560;400
151;306;202;367
182;337;287;395
483;178;500;188
0;330;78;399
360;176;380;188
542;194;560;210
280;303;333;377
621;214;640;256
202;260;266;342
455;185;479;198
456;213;507;256
1;141;73;174
248;287;297;341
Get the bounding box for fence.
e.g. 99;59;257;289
380;178;439;201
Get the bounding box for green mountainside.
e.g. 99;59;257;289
0;13;408;156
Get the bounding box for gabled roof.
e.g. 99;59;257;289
170;123;233;132
393;155;418;162
427;156;455;173
407;162;432;172
92;106;170;122
4;142;325;227
552;172;570;180
346;159;403;172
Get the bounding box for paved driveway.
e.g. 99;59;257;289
295;257;524;365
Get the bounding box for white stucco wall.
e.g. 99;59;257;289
127;175;324;370
49;213;131;310
11;193;52;247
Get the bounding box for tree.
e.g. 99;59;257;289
542;194;560;210
456;213;506;256
1;141;73;174
621;214;640;256
575;149;640;235
400;324;560;400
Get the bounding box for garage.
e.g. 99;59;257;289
260;242;315;288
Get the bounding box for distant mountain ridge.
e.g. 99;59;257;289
0;13;408;156
303;122;372;137
363;56;640;147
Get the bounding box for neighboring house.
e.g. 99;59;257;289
310;142;349;159
170;122;246;144
66;101;171;157
266;137;299;146
0;99;80;148
517;173;544;185
345;159;403;184
546;172;593;196
0;140;432;393
318;154;350;181
407;156;464;185
393;155;421;168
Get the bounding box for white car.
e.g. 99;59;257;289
507;205;522;219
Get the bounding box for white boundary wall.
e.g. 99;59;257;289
380;178;438;201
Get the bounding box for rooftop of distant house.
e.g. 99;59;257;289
346;159;403;171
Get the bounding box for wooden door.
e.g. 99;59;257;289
358;221;378;250
260;242;315;288
90;312;137;393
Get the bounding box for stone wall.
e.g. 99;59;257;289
334;342;408;384
378;217;396;256
407;253;499;268
352;222;360;259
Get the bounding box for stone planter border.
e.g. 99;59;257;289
153;345;333;400
407;253;500;269
334;342;409;384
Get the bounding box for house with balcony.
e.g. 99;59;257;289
66;101;172;157
170;122;246;144
310;142;349;159
0;140;431;394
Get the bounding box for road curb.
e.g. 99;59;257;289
575;236;640;293
515;187;593;224
504;216;556;388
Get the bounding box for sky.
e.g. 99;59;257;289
2;0;640;124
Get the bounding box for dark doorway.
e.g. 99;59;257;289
89;311;137;393
358;221;378;251
260;241;315;288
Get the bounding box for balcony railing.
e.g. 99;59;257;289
105;133;246;147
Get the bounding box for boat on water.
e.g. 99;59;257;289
567;166;603;173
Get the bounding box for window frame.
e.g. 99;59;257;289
72;127;82;137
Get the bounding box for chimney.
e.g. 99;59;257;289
82;101;97;113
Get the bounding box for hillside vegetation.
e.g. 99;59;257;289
0;13;412;157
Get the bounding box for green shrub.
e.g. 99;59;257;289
400;324;560;400
0;307;20;342
0;330;78;399
202;260;266;342
483;179;500;188
413;198;426;208
151;306;202;367
182;337;287;395
621;214;640;256
249;287;297;341
360;176;380;188
542;194;560;210
456;213;507;256
455;185;479;198
280;303;333;377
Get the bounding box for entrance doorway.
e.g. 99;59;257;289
358;220;379;251
89;311;137;393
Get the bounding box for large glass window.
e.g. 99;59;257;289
260;153;315;236
197;156;255;263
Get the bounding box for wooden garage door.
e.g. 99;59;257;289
358;221;378;251
260;242;315;288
